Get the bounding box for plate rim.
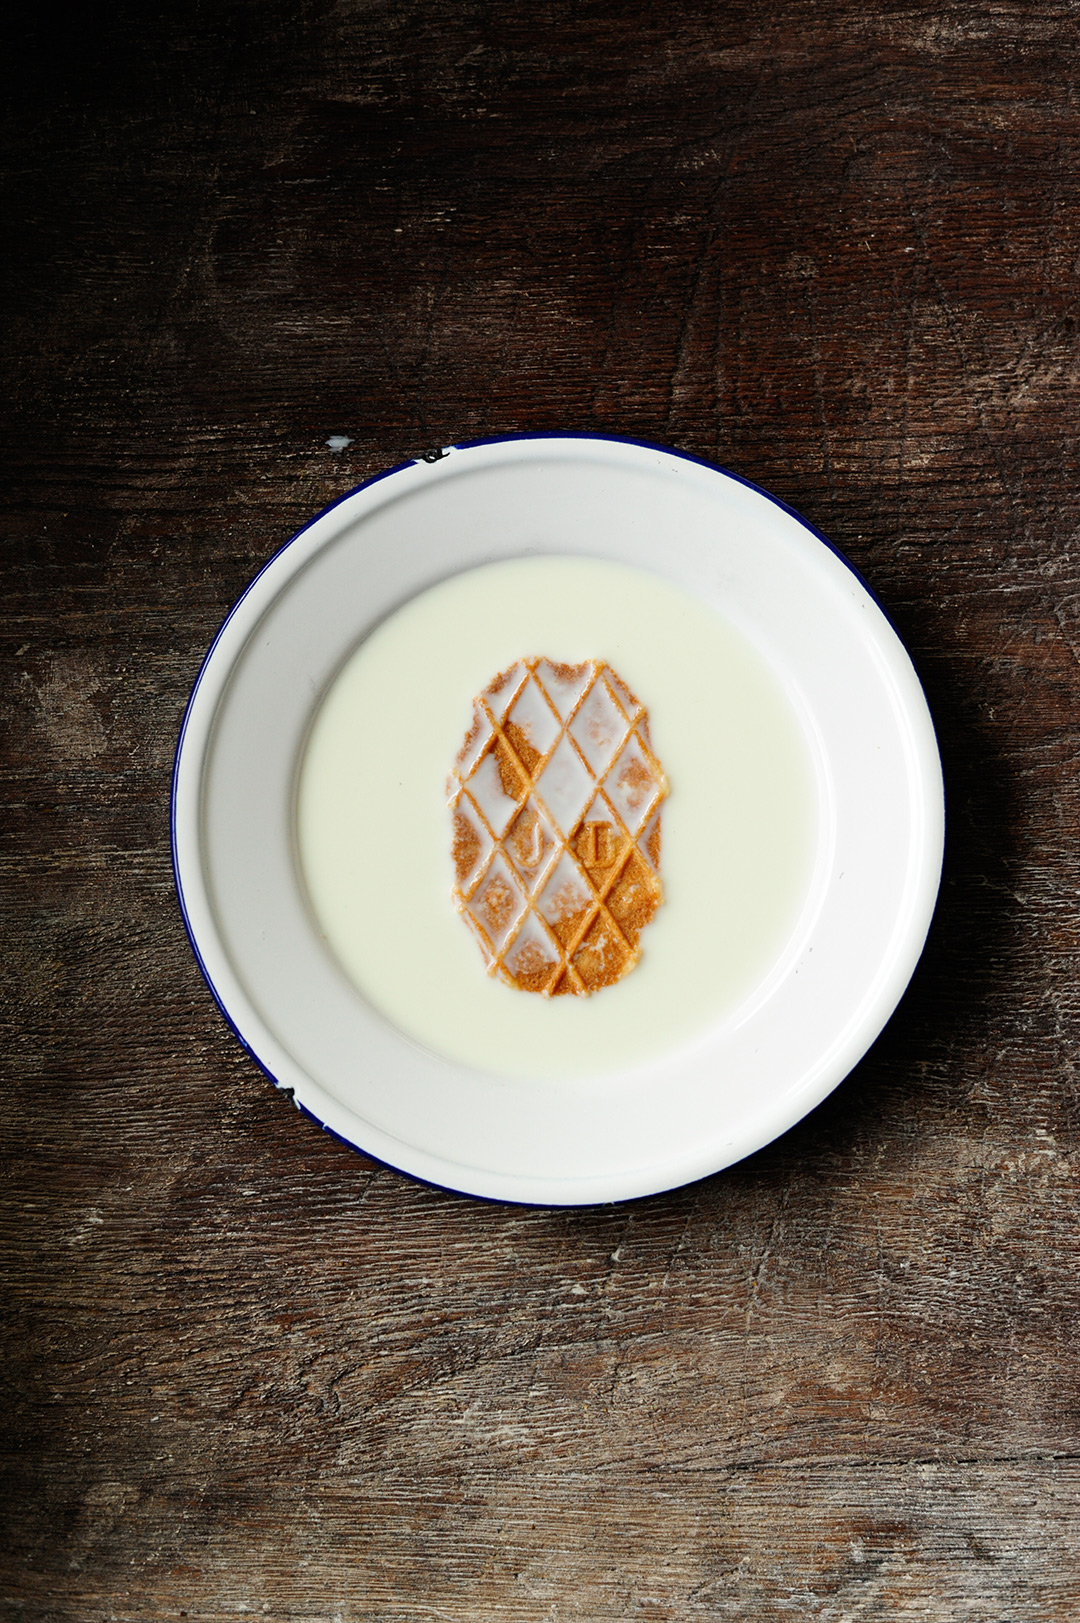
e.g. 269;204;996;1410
171;431;944;1205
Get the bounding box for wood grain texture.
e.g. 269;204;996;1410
4;0;1080;1616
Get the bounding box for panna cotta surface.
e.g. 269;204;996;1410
297;554;820;1079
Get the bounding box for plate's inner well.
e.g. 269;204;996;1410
297;555;820;1080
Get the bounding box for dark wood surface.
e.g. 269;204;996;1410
5;2;1080;1617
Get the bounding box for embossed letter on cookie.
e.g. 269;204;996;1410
448;659;668;996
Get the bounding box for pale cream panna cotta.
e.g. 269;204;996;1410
297;554;820;1081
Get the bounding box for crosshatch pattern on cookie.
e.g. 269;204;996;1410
448;659;668;996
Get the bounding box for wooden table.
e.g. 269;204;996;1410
5;2;1080;1616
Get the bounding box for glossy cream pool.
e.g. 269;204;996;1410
297;556;821;1079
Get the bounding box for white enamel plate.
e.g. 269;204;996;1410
172;435;943;1204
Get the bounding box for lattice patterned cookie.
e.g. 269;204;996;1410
448;659;667;996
